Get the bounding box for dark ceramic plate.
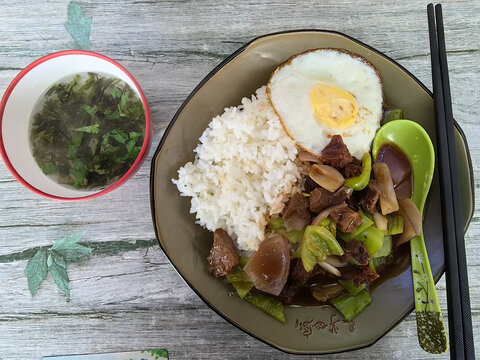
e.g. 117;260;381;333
150;30;474;354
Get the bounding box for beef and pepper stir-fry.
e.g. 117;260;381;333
206;128;420;323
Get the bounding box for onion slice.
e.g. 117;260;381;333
311;202;347;225
318;261;341;277
312;283;344;303
395;199;422;245
324;255;347;268
373;211;388;232
398;198;422;235
298;151;322;163
372;163;399;215
309;164;345;193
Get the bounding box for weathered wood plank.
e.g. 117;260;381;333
0;248;478;359
0;0;478;359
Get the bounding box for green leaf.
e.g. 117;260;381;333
80;104;96;117
111;88;122;99
125;138;137;154
70;132;84;148
105;112;120;120
103;145;121;153
110;132;126;145
64;1;92;50
75;124;99;134
42;163;58;175
51;233;83;249
72;158;84;169
140;350;168;359
110;129;128;144
129;131;142;140
48;251;70;299
119;91;130;113
23;233;93;300
101;132;111;146
71;167;87;188
47;253;53;267
24;249;48;296
51;233;92;262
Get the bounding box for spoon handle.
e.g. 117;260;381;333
410;231;448;354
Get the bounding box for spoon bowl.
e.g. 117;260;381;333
372;119;448;354
372;119;435;212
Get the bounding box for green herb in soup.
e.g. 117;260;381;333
30;72;145;189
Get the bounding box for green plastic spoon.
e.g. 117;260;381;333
372;119;448;354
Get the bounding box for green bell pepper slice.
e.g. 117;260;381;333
340;280;366;296
318;216;336;238
227;267;253;299
356;225;385;255
292;246;301;259
239;256;250;267
372;236;392;258
331;290;372;321
372;256;388;268
244;291;285;323
268;217;304;243
384;109;404;123
300;225;344;272
386;214;404;235
344;152;371;191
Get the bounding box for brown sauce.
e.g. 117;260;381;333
369;243;411;291
289;244;411;306
376;143;413;200
291;275;339;306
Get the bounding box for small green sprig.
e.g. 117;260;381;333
140;350;169;359
24;233;91;300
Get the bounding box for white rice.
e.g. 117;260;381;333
172;86;301;251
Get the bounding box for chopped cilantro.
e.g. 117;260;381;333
126;138;137;154
80;104;96;117
105;111;120;120
75;124;100;134
42;163;58;175
111;87;122;99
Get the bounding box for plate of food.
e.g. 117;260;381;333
150;30;474;354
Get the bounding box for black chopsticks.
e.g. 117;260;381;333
427;4;475;359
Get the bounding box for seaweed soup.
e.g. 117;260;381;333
29;72;146;191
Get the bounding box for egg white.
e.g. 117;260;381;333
267;49;384;159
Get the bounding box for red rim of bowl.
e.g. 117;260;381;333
0;50;152;201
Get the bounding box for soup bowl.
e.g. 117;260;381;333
0;50;152;200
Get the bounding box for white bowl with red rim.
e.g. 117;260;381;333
0;50;152;200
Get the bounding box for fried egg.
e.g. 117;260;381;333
267;49;384;159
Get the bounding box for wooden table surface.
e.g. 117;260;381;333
0;1;478;359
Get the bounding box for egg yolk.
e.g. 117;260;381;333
310;83;358;129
